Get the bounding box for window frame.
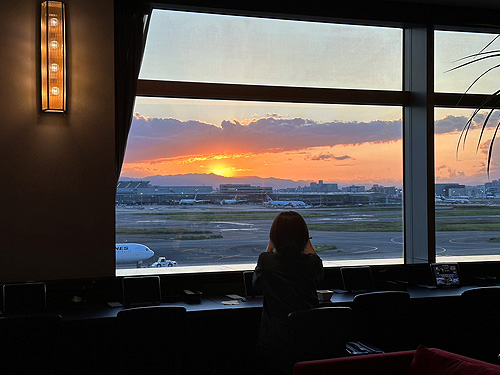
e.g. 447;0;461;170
124;6;500;270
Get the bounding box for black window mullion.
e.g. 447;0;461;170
137;79;409;107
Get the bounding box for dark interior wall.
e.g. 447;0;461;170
0;0;115;282
0;0;497;284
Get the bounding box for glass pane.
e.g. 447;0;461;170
140;9;402;90
116;98;404;271
435;108;500;262
435;30;500;94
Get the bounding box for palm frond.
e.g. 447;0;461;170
457;107;479;154
463;64;500;96
477;107;496;153
456;64;500;105
451;47;500;64
487;122;500;178
445;52;500;73
476;34;500;58
457;89;500;158
453;34;500;178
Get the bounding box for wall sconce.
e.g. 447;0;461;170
41;1;66;113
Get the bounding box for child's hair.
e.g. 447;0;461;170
269;211;309;255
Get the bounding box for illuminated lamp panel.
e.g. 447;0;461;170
41;1;66;112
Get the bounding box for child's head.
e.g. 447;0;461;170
269;211;309;255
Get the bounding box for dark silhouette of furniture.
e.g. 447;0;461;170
0;314;63;375
340;266;374;293
293;345;500;375
116;305;187;375
460;286;500;364
288;306;353;364
351;291;412;352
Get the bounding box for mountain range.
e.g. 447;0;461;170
120;173;313;190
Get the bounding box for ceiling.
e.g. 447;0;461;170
393;0;500;9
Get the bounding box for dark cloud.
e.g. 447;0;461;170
434;113;500;135
434;115;468;134
310;153;352;161
125;115;403;162
479;138;493;155
436;164;466;179
334;155;353;160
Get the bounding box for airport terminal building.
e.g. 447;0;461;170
116;180;398;206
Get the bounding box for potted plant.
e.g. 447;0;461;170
449;34;500;178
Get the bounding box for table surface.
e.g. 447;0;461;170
54;284;496;322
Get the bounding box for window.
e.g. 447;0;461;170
435;30;500;94
434;30;500;262
140;10;402;90
435;108;500;262
116;9;406;273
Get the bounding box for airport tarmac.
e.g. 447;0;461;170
115;204;500;268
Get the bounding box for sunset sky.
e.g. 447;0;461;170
120;10;500;187
122;106;499;187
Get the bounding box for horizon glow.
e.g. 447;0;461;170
122;10;500;187
121;105;499;188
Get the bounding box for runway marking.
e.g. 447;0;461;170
439;247;500;252
392;237;447;254
213;222;253;226
221;254;244;259
180;248;200;252
390;237;404;245
353;246;378;254
218;228;259;232
448;237;491;245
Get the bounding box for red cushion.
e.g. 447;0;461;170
409;345;500;375
294;351;414;375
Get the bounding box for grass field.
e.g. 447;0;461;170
435;207;500;217
310;220;499;232
314;245;339;252
130;205;499;232
116;228;214;235
134;211;331;221
308;222;403;232
116;228;224;240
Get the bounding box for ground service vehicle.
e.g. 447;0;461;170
150;257;177;267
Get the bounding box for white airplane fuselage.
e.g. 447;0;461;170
264;195;307;207
179;199;197;205
116;243;154;264
180;194;206;205
435;195;469;204
220;195;247;205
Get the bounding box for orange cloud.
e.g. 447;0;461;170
124;115;403;163
435;129;496;184
122;113;498;185
122;142;404;185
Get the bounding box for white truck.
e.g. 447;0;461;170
150;257;177;267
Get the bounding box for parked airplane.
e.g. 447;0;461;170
435;195;470;204
220;195;248;205
179;194;210;205
116;243;154;264
264;195;308;208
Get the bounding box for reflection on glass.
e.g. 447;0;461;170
435;30;500;94
116;99;404;270
140;9;402;90
434;108;500;262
